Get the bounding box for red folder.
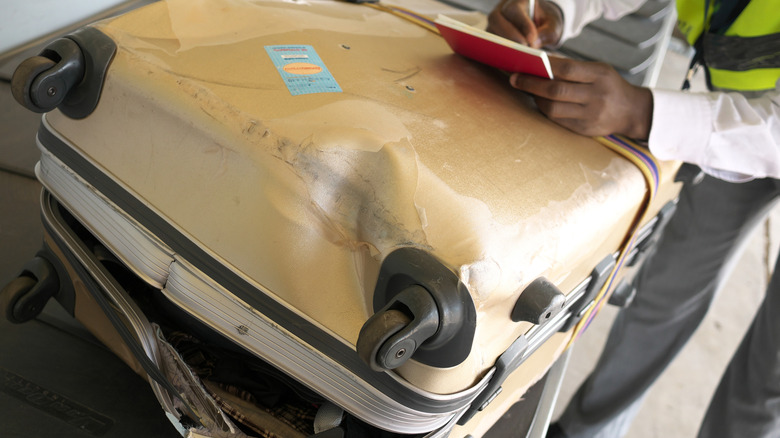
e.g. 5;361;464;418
435;15;553;79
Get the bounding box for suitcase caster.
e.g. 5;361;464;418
362;248;477;370
356;308;413;371
357;285;438;371
11;27;116;119
0;256;60;324
11;38;85;114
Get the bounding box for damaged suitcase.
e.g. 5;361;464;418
2;0;682;436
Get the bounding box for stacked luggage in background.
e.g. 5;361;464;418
2;0;682;436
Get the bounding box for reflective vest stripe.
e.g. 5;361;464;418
725;0;780;38
709;67;780;91
676;0;780;91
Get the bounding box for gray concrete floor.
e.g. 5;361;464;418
554;211;776;438
551;42;778;438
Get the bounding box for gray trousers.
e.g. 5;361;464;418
559;174;780;438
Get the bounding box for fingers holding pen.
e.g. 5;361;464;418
509;58;602;106
487;0;563;49
511;76;602;135
501;0;540;47
510;73;590;104
487;0;534;46
509;57;653;139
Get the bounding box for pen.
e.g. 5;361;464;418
528;0;535;22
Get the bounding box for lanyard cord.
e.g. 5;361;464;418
683;0;751;90
684;0;716;90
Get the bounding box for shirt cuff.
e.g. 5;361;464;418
648;89;711;164
547;0;577;44
648;89;755;183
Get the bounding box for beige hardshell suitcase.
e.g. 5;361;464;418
3;0;681;436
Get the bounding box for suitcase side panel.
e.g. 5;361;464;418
36;124;484;422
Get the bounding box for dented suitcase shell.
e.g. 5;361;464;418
5;0;682;436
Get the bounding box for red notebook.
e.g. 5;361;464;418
434;15;553;79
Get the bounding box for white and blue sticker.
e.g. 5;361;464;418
265;45;342;96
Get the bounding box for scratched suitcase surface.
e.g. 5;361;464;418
4;0;681;436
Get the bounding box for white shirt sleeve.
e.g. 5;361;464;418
648;80;780;182
548;0;647;43
545;0;780;182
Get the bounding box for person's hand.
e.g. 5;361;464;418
487;0;564;49
510;57;653;140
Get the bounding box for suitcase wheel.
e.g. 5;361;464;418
0;256;60;324
10;56;58;113
370;248;477;368
357;284;442;372
11;27;117;119
356;309;412;372
11;37;86;114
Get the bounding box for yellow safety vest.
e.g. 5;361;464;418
676;0;780;91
